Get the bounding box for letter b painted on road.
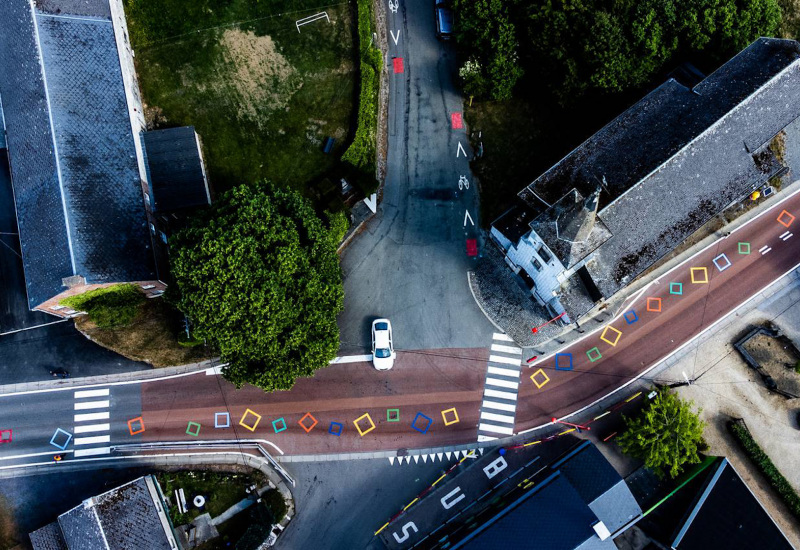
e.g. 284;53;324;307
440;486;466;510
392;522;419;543
483;456;508;480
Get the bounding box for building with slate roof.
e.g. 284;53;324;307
0;0;210;316
442;441;642;550
491;38;800;322
29;475;178;550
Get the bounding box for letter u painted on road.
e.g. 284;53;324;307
440;487;466;510
392;521;419;543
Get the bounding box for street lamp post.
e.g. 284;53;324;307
531;312;566;333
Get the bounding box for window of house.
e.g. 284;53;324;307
532;258;542;271
538;245;552;264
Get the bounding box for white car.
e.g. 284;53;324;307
371;319;396;370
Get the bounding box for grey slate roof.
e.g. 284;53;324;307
29;522;68;550
34;0;111;17
0;0;155;309
509;38;800;303
45;476;173;550
142;126;211;212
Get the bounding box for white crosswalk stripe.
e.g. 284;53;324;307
477;333;522;441
72;388;112;458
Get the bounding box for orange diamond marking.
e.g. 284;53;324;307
777;210;796;228
128;416;145;435
646;297;662;312
298;412;319;433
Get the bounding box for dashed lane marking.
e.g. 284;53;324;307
74;447;111;457
493;333;513;342
74;400;109;410
75;412;109;422
488;366;520;378
74;389;109;399
490;344;521;355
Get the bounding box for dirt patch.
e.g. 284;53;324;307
744;332;800;395
0;495;20;550
218;29;301;125
373;0;389;184
75;299;213;368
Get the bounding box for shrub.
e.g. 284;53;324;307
60;284;145;329
262;489;288;523
729;420;800;520
341;0;382;195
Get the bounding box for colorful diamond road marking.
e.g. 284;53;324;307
690;267;709;284
738;242;750;255
669;282;683;295
186;421;201;437
466;239;478;257
451;112;463;129
128;416;145;436
586;347;602;362
387;408;400;422
555;353;573;371
777;209;796;228
272;418;287;434
239;409;262;432
329;422;344;436
441;407;459;426
0;429;11;443
600;325;622;347
50;428;72;450
354;413;377;436
411;412;433;434
713;253;731;272
530;368;550;389
214;412;230;428
647;297;662;312
298;412;319;433
393;57;404;74
623;310;638;324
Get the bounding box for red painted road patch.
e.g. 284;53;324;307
451;112;463;129
466;239;478;256
393;57;404;74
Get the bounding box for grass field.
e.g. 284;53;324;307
124;0;357;194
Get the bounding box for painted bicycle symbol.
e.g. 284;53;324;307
458;175;470;191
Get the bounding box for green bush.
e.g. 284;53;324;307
262;488;288;523
60;284;145;329
341;0;382;195
729;421;800;520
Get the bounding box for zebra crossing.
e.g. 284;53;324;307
477;333;522;442
73;388;112;457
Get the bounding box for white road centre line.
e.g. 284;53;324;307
478;423;514;435
485;377;519;390
480;411;516;424
481;401;517;413
488;354;521;366
74;435;111;446
759;245;769;252
73;423;110;434
488;366;521;378
490;344;521;355
483;388;517;401
492;333;513;342
73;447;111;457
782;233;793;241
74;388;109;399
74;400;110;410
74;412;110;422
780;230;790;239
761;247;772;255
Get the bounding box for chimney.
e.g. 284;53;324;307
592;521;611;541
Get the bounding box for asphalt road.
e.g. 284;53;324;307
337;0;493;354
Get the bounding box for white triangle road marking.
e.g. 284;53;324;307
413;455;419;463
390;29;400;45
363;193;377;213
389;457;395;465
464;210;474;227
457;141;467;158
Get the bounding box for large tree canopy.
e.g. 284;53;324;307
454;0;781;102
617;389;706;479
170;181;346;391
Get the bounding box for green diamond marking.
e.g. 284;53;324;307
738;242;750;255
587;347;602;362
186;421;201;437
669;282;683;295
387;409;400;422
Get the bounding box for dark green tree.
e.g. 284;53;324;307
170;181;346;391
617;389;706;479
454;0;523;100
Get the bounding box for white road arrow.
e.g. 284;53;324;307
464;210;474;227
456;141;467;158
390;30;400;45
364;192;377;213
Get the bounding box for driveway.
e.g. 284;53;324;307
337;0;494;354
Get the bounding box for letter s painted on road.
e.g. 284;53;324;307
440;486;466;510
392;522;419;543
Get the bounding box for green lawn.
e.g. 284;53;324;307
158;470;258;524
124;0;357;194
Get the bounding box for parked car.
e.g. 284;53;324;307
371;319;396;370
435;0;453;40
